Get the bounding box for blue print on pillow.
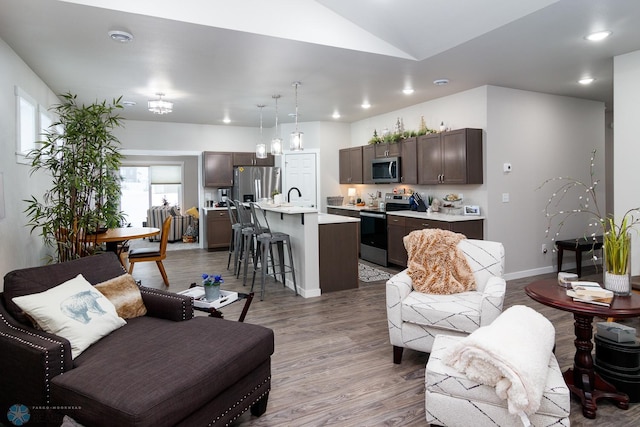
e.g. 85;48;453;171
60;290;107;324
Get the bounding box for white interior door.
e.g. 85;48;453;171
283;152;317;207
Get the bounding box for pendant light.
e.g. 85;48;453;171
290;81;303;151
256;104;267;159
270;94;283;155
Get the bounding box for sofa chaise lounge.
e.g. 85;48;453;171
0;252;273;426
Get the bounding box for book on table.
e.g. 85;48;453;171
567;281;613;306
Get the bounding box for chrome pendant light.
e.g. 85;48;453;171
270;94;283;156
290;81;303;151
256;104;267;159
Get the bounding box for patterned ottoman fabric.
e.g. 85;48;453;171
425;335;570;426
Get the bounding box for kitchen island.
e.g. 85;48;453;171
258;206;360;298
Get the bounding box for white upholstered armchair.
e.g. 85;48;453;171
386;239;506;363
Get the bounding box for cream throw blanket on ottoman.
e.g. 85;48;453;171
442;305;555;425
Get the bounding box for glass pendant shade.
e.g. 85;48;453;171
270;137;283;156
256;143;267;159
290;132;303;151
290;82;303;151
255;104;267;159
270;94;283;155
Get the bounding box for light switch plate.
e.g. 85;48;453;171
502;193;510;203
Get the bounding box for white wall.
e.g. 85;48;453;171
0;38;60;282
614;49;640;275
486;86;605;277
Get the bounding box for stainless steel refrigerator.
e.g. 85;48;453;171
232;166;281;203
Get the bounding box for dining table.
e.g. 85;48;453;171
88;227;160;253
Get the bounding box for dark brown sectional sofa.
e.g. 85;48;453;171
0;253;273;426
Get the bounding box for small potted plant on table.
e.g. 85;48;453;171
202;274;223;301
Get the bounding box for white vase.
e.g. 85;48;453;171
604;271;631;296
204;284;221;301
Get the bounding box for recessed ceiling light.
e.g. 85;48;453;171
108;30;134;43
361;102;371;109
122;100;136;107
332;111;341;119
403;88;414;95
579;77;595;85
585;31;611;42
433;79;449;86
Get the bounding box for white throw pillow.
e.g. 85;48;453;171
12;274;126;358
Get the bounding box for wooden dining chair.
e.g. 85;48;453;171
128;216;172;286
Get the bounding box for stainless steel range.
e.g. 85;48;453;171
360;193;411;266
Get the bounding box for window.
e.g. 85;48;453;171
15;86;37;164
120;164;183;227
150;165;183;207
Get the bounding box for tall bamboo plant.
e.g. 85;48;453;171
24;93;126;262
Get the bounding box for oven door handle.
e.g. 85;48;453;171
360;212;386;219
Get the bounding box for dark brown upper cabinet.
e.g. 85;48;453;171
417;128;483;185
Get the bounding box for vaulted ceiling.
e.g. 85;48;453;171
1;0;639;127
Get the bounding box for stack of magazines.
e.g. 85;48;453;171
566;281;614;307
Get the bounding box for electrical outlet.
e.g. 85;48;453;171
542;244;548;254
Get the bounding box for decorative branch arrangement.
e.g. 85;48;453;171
538;149;639;274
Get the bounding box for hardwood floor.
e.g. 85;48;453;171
131;249;640;426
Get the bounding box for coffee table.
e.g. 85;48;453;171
525;279;640;418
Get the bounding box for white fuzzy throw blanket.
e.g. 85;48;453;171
443;305;555;423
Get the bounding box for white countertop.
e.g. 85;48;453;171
260;204;318;215
327;205;484;222
318;213;360;225
328;204;377;212
387;211;485;222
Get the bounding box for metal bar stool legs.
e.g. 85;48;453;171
251;234;297;300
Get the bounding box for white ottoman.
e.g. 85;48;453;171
425;335;570;427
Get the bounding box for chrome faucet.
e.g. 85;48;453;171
287;187;302;203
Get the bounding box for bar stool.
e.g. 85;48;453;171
249;203;298;300
240;205;273;286
232;200;255;278
226;201;241;271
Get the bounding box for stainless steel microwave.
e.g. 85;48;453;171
371;157;401;183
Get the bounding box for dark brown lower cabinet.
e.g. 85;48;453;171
319;222;359;292
387;215;407;266
206;209;232;250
